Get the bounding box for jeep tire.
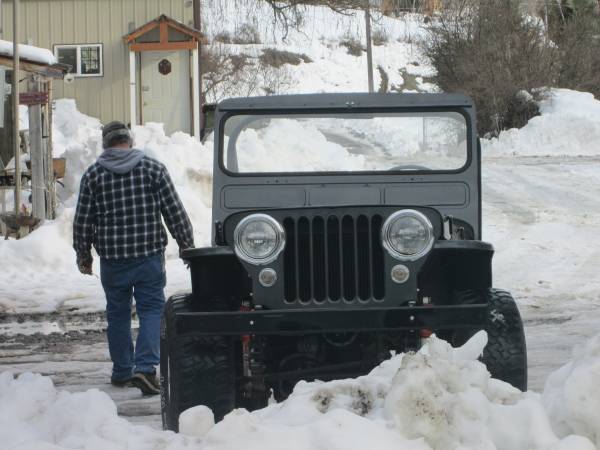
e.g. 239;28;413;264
160;295;235;432
454;289;527;391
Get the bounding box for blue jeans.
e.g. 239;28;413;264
100;253;166;381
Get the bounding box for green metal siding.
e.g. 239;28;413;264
2;0;195;125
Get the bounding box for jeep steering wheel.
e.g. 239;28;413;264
390;164;429;171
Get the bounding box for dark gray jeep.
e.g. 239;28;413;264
160;93;527;431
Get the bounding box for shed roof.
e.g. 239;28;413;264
0;40;67;78
0;40;56;65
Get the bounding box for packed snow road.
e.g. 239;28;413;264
1;153;599;428
0;311;163;429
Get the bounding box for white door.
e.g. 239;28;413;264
141;51;191;135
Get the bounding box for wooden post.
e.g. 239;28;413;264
13;0;21;217
0;70;14;168
364;1;374;93
44;79;56;220
28;75;45;220
0;188;5;237
45;79;56;219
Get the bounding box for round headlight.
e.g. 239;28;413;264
234;214;285;265
381;210;434;261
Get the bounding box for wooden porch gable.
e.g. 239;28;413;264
123;14;204;52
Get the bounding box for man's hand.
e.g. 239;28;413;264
77;253;93;275
178;248;191;269
78;261;93;275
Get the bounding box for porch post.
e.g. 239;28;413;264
191;45;200;141
129;50;137;127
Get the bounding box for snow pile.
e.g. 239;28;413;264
0;39;57;65
542;334;600;447
233;118;368;172
1;333;598;450
0;99;213;314
484;89;600;156
0;372;196;450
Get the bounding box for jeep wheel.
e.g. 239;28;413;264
160;294;235;432
453;289;527;391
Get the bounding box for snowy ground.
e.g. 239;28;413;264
1;88;599;449
2;332;600;450
1;3;600;448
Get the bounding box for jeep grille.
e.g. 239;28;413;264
282;214;386;303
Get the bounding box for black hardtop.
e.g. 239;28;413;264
217;92;474;111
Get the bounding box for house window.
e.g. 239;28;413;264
54;44;103;77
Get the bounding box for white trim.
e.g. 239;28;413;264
53;43;103;77
129;51;137;126
191;47;200;141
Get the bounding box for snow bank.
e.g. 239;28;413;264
234;118;368;172
484;89;600;157
1;333;598;450
0;39;57;65
542;334;600;447
0;99;213;314
0;372;196;450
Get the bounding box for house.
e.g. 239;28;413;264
1;0;203;138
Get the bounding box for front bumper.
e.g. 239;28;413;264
174;303;488;337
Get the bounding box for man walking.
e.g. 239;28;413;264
73;121;194;395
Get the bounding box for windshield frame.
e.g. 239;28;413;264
218;106;474;177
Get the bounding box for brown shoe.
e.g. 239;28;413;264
131;372;160;395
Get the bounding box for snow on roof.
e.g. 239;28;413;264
0;39;57;65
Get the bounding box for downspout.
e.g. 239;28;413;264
193;0;203;135
129;50;136;127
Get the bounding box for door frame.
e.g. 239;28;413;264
124;15;202;140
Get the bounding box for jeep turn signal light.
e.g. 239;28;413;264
391;264;410;283
259;268;277;287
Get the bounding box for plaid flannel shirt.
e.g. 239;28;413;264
73;156;194;263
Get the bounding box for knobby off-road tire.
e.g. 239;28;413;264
160;295;235;432
454;289;528;391
483;289;527;391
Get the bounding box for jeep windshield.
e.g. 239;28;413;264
222;111;468;173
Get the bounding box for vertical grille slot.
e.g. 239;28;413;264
357;215;371;301
371;214;385;300
342;215;356;301
327;216;341;301
312;217;326;303
283;218;297;303
297;217;311;303
283;212;385;304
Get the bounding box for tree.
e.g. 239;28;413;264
424;0;559;136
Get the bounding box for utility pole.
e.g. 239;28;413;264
193;0;204;135
13;0;21;216
364;0;374;93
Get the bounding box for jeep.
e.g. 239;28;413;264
160;93;527;431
